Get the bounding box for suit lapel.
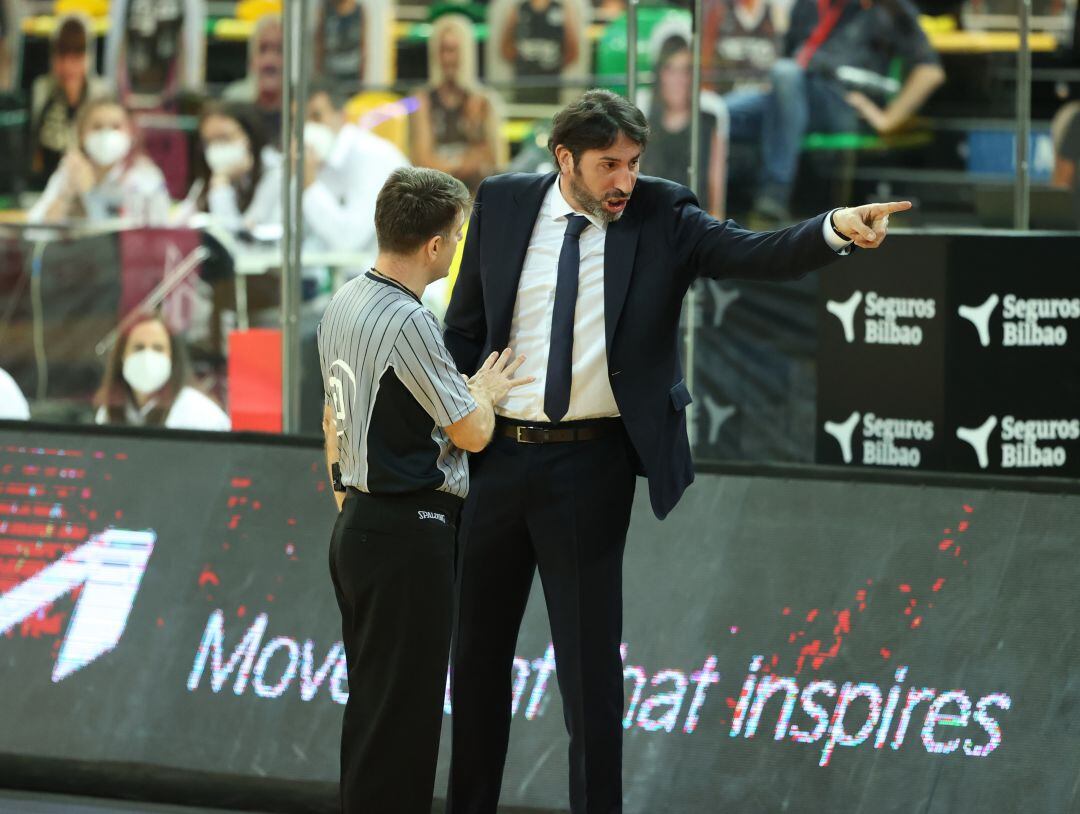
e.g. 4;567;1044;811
603;199;642;354
489;173;558;349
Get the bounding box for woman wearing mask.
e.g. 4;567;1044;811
94;313;230;431
28;96;170;225
185;101;282;233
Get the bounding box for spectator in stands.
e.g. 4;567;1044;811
726;0;944;223
104;0;207;202
107;0;206;102
702;0;787;93
315;0;365;88
499;0;581;104
28;97;170;225
645;35;727;217
413;13;502;193
186;102;282;234
224;14;283;147
1052;101;1080;228
95;313;230;431
303;79;409;259
30;15;110;186
0;367;29;420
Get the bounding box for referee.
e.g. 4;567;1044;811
318;167;530;813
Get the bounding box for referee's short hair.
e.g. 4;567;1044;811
375;167;471;255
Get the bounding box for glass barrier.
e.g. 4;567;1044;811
0;0;1069;445
1;3;284;433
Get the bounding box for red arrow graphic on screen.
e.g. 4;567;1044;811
0;528;156;681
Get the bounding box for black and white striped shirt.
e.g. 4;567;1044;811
317;271;477;498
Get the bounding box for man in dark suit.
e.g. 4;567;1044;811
443;88;909;814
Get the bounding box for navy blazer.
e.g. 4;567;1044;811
444;172;842;519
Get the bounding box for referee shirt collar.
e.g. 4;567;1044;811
548;175;607;234
365;269;422;304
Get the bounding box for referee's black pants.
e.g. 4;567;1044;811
447;421;637;814
329;488;462;814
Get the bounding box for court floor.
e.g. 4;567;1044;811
0;790;272;814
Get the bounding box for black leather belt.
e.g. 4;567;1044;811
497;418;619;444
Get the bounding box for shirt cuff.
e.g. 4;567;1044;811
823;208;854;255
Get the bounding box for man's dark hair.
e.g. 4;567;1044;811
307;78;352;113
53;15;89;56
548;89;650;163
375;167;471;254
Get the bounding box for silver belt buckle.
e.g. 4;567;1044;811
515;426;540;444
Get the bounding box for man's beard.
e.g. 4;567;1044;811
569;167;630;223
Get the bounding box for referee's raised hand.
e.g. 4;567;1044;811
467;348;534;406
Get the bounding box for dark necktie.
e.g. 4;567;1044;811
544;214;589;424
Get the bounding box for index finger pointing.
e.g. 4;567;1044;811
880;201;912;215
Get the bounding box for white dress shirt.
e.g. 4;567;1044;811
303;124;410;258
499;178;619;422
28;155;170;226
498;179;853;423
95;386;231;431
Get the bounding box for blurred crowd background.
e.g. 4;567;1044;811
0;0;1075;458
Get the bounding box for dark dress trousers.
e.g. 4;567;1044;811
443;172;842;814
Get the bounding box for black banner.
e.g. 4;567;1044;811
818;233;1080;477
946;236;1080;476
1;426;1079;813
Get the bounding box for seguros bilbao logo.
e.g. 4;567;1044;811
958;294;1080;348
827;291;936;347
956;415;1080;470
824;411;935;468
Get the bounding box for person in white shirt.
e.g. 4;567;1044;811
0;368;30;420
94;313;230;431
28;96;170;226
188;90;406;254
186;101;282;235
303;79;410;260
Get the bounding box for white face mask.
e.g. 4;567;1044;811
83;129;132;167
122;349;172;395
304;122;336;162
205;140;250;175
